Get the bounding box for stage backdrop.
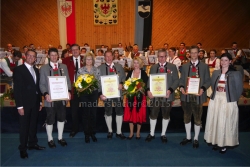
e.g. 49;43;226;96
1;0;250;50
1;0;60;49
151;0;250;50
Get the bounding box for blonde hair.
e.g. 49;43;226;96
83;52;95;66
131;57;143;68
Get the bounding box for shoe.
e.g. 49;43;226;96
219;147;227;154
145;134;155;142
85;136;90;143
180;138;192;145
28;144;45;150
193;140;199;149
116;133;126;140
48;140;56;148
90;134;97;142
58;139;67;146
161;135;168;143
136;136;141;140
127;134;134;140
212;145;219;151
20;150;28;159
107;132;113;139
69;131;78;138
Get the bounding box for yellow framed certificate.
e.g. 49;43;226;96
48;76;69;101
149;73;167;97
186;77;200;94
101;75;120;98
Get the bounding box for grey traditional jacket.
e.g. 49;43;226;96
77;66;101;92
210;69;243;102
147;63;179;101
98;63;126;96
179;61;211;104
39;63;71;107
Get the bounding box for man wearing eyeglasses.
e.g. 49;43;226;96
62;44;84;138
146;48;179;143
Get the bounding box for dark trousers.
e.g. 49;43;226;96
149;97;172;120
18;102;39;151
80;90;98;135
45;101;66;125
104;98;123;116
70;94;81;132
181;95;203;126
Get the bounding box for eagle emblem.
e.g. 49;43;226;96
100;3;110;15
60;1;72;18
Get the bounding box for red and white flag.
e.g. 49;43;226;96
57;0;76;47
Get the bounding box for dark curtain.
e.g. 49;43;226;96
142;0;153;50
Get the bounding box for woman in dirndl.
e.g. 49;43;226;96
204;53;243;154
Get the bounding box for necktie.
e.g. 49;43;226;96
54;63;58;70
191;63;197;77
109;65;115;73
53;64;59;76
30;66;36;83
160;64;164;73
75;58;78;80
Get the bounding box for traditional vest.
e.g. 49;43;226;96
207;58;217;68
178;49;186;61
217;75;226;92
131;52;140;59
105;63;117;75
170;56;179;64
0;57;19;74
156;63;167;73
188;62;200;78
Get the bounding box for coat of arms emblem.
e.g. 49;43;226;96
60;1;72;18
93;0;118;25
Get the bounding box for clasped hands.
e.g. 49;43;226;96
180;88;204;96
100;84;123;101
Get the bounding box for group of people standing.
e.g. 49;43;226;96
13;44;243;159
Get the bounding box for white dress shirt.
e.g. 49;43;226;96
191;59;199;66
24;62;36;83
168;56;182;70
50;61;58;69
0;56;23;77
73;56;81;68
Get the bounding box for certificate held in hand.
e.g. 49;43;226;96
101;75;120;98
149;74;167;97
186;77;200;94
48;76;69;101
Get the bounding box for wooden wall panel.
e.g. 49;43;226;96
1;0;59;50
152;0;250;50
75;0;135;49
1;0;249;52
